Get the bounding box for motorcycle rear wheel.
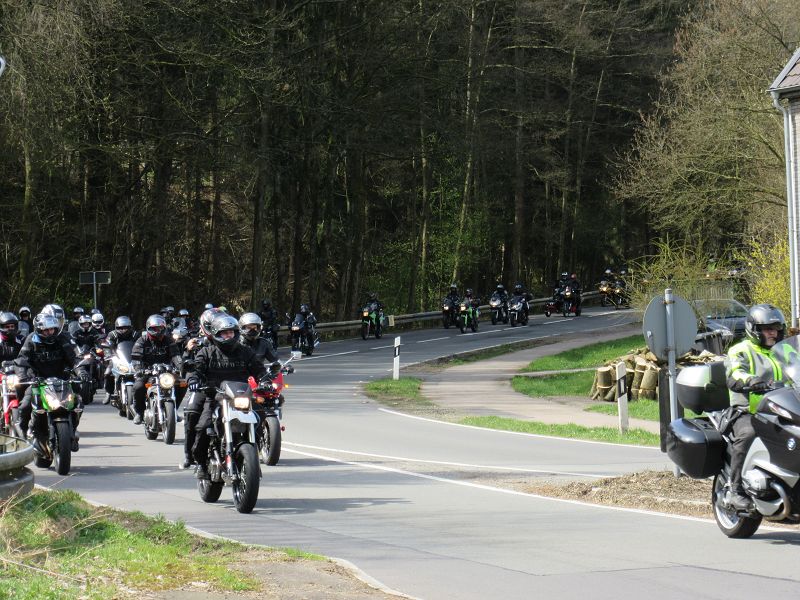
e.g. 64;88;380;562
260;416;282;466
712;473;761;538
198;473;223;503
80;381;93;405
491;313;497;325
163;403;176;445
54;421;72;476
232;444;260;514
443;316;451;329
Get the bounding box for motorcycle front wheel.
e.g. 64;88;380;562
260;415;282;466
54;420;72;475
361;323;369;340
470;317;478;332
163;403;176;445
510;314;517;327
459;317;466;334
232;444;260;513
712;473;761;538
125;387;135;420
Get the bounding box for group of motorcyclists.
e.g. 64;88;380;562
0;300;303;482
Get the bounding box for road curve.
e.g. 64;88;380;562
36;308;800;599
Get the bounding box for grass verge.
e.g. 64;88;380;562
586;399;702;421
363;377;433;408
0;489;295;599
512;372;595;397
459;416;660;446
522;334;645;372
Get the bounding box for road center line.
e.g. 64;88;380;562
284;442;611;478
417;337;450;343
296;350;360;361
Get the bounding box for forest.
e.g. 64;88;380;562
0;0;797;321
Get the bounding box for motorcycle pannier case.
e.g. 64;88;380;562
666;418;724;479
675;362;730;413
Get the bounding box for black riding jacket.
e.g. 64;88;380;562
259;307;279;328
105;329;140;350
0;335;23;362
241;336;278;363
130;335;182;371
73;329;102;353
15;333;86;380
187;342;267;389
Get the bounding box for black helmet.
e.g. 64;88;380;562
560;272;568;279
18;306;31;319
0;312;19;339
466;288;473;296
496;284;505;292
745;304;786;348
114;316;133;339
449;284;458;292
33;314;60;344
172;326;189;344
238;312;263;340
41;304;65;333
513;283;523;294
209;313;240;349
78;315;92;331
145;314;168;341
90;308;101;315
72;306;84;318
299;303;311;315
262;298;272;309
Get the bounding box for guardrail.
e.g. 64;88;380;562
307;290;602;332
0;434;34;501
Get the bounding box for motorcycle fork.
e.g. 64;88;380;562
221;401;236;479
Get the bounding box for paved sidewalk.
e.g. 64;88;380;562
421;323;661;434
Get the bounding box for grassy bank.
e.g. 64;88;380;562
511;371;596;397
522;334;644;372
0;489;315;599
363;377;433;408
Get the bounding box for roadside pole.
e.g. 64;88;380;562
616;361;628;433
393;336;401;380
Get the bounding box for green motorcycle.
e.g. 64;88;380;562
458;300;479;333
361;301;384;340
30;376;82;475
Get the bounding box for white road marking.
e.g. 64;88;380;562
417;337;449;344
283;448;720;525
370;344;396;350
377;408;663;450
296;350;360;361
284;442;612;478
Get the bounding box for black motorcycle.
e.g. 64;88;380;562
288;312;318;356
667;338;800;538
141;362;180;444
488;292;509;325
560;285;581;317
508;294;529;327
441;298;459;329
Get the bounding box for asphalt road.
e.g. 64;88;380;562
36;308;800;599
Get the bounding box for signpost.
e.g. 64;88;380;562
616;361;629;433
393;336;401;380
643;289;697;475
79;271;111;309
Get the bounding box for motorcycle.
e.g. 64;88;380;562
361;301;384;340
508;294;529;327
109;341;136;419
288;312;319;356
251;355;295;466
667;339;800;538
489;292;509;325
598;279;612;306
0;361;23;439
458;299;479;333
263;319;280;352
560;285;581;317
609;279;630;309
441;298;459;329
141;363;181;444
29;375;82;475
197;380;261;513
76;345;104;405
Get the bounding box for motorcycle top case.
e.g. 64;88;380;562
675;362;730;413
666;417;725;479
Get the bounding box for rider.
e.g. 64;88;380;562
72;315;100;353
102;316;140;404
0;312;23;361
18;306;33;338
445;284;460;305
512;282;531;319
15;313;89;450
239;313;278;363
568;273;582;310
67;306;85;336
187;313;268;479
724;304;786;511
130;315;182;425
90;313;107;336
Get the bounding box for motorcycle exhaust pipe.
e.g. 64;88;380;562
765;481;792;521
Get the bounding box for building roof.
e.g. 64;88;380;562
770;47;800;98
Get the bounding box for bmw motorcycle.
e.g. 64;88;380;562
667;338;800;538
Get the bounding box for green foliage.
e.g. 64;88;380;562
363;377;430;406
460;416;660;446
0;489;261;599
512;372;596;397
523;335;645;371
742;235;790;316
586;399;702;420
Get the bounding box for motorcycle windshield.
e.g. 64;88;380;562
769;336;800;387
292;314;305;327
116;341;134;364
221;380;250;398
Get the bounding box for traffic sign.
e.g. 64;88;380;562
642;293;696;360
79;271;111;285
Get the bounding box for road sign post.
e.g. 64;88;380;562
393;336;401;380
79;271;111;309
616;361;628;433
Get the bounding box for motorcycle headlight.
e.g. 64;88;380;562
363;311;369;317
442;306;449;311
490;300;499;307
565;290;571;297
5;374;18;387
45;392;61;410
118;363;130;374
291;325;300;331
158;373;175;389
460;304;466;310
233;397;251;410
